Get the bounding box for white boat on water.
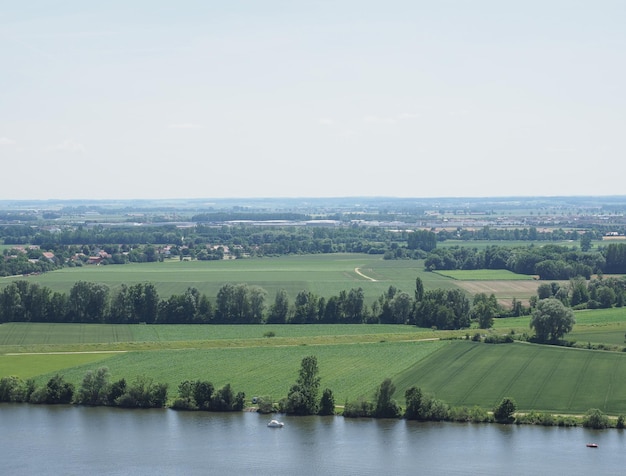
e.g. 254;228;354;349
267;419;284;428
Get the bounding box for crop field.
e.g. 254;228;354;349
393;340;626;414
568;308;626;346
433;269;533;280
3;339;448;405
0;322;431;348
4;307;626;413
0;254;458;302
455;280;547;307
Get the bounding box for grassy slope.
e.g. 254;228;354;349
5;340;448;405
393;340;626;414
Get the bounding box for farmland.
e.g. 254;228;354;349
3;305;626;414
0;254;461;302
3;248;626;415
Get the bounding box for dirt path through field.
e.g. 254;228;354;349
354;267;377;281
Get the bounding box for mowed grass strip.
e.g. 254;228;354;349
29;340;447;405
392;341;626;415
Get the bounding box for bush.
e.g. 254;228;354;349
0;376;30;402
493;397;517;423
484;334;514;344
582;408;610;429
469;405;492;423
449;406;471;422
114;376;168;408
255;396;277;414
342;398;374;418
29;375;74;404
318;388;336;416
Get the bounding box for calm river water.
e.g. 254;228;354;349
2;404;625;475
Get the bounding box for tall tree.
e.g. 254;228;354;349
373;378;401;418
285;355;321;415
530;298;575;342
267;289;290;324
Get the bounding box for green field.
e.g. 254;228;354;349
0;254;461;303
568;308;626;346
394;341;626;414
433;269;533;281
2;252;626;415
3;316;626;414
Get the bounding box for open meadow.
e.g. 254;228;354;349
0;254;461;303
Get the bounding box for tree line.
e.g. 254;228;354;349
424;243;626;279
0;278;485;330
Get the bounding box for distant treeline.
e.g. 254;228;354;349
0;222;612;262
424;243;626;279
3;223;626;280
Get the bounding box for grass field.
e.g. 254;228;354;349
394;340;626;415
0;254;459;303
568;308;626;346
4;314;626;414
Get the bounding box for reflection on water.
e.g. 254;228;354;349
1;405;625;475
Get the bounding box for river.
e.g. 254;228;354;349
1;405;625;475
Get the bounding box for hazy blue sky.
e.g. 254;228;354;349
1;1;624;200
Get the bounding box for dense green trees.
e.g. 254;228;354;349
75;367;112;405
284;356;321;415
413;289;471;330
530;298;575;342
318;388;336;415
407;230;437;252
493;397;517;423
30;374;75;404
423;244;601;279
373;378;401;418
471;293;499;329
605;243;626;274
115;376;168;408
0;279;478;329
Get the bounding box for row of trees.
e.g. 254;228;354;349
425;243;626;280
0;369;167;408
0;278;485;330
535;277;626;310
0;367;246;412
424;244;607;279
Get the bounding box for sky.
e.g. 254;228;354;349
1;1;625;200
